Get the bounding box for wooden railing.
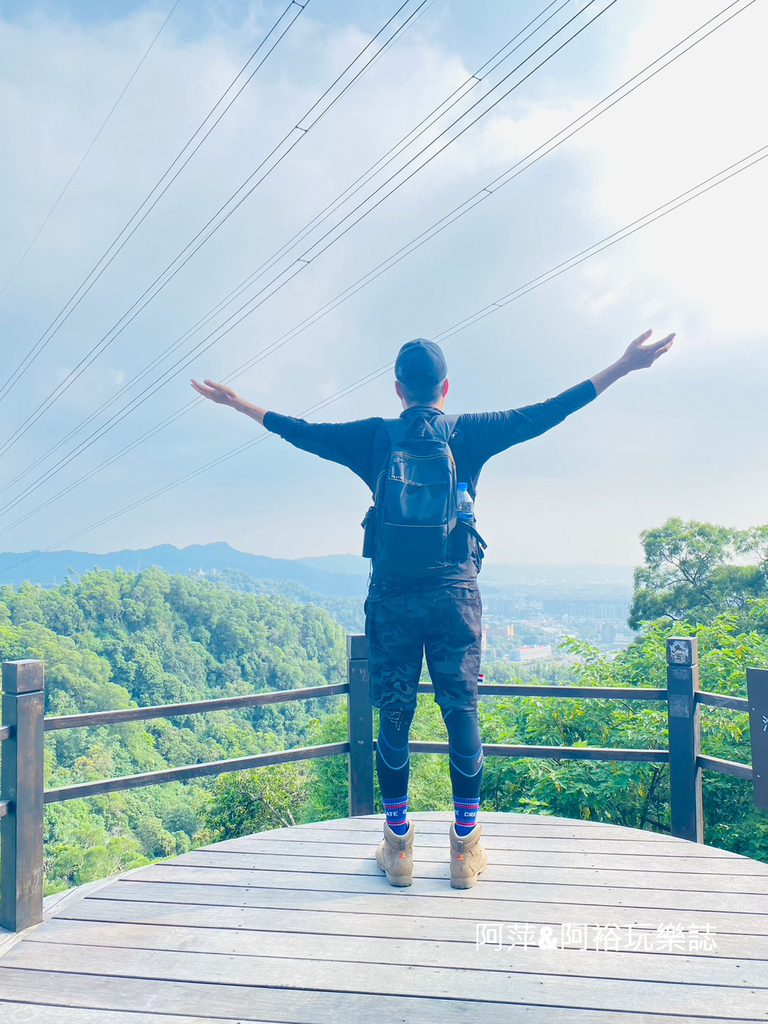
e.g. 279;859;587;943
1;634;766;933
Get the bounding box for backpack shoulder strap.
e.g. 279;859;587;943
381;413;459;444
381;417;406;445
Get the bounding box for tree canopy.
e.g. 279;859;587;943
2;521;768;895
629;517;768;628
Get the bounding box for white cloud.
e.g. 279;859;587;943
0;0;765;566
568;0;768;340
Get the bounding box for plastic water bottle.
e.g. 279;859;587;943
457;482;474;522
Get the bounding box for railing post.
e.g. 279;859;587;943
347;634;374;816
746;667;768;810
666;637;703;842
1;660;45;932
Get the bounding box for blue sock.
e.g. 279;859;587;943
383;795;409;835
442;707;484;838
454;797;480;836
376;707;415;837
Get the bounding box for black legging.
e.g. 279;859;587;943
375;704;484;805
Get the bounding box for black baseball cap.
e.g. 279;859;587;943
395;338;447;387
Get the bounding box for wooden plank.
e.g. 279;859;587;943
58;897;768;955
398;812;639;824
1;971;761;1024
0;874;122;959
322;811;663;828
345;811;762;858
31;919;763;984
175;847;768;883
4;943;768;1017
129;862;768;908
215;830;760;861
347;647;374;815
209;836;767;871
0;1005;272;1024
7;813;766;1024
408;741;668;763
45;742;349;804
253;818;723;846
41;876;117;919
747;667;768;809
283;815;672;838
1;663;45;932
90;876;768;923
667;637;703;842
44;682;349;731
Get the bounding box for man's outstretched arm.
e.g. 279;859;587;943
460;327;676;466
190;377;379;484
190;379;267;423
589;328;675;395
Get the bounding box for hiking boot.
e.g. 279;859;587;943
449;821;488;889
375;819;414;886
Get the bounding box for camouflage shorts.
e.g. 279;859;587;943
364;582;482;714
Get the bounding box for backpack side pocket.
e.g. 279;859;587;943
361;506;377;559
467;523;487;573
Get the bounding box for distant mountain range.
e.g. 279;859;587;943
0;542;633;594
0;543;368;597
298;554;633;587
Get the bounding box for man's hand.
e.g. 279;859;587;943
190;378;268;425
619;328;675;372
590;328;675;396
191;379;240;407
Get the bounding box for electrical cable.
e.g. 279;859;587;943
0;0;182;306
0;0;311;402
0;0;750;525
1;137;765;574
0;0;616;492
0;0;432;453
201;0;572;299
0;0;574;494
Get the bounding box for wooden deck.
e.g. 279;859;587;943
1;811;767;1023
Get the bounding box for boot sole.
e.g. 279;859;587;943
376;856;413;886
385;871;413;886
450;860;488;889
450;875;479;888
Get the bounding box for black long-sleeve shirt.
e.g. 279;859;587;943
263;378;597;586
263;378;597;496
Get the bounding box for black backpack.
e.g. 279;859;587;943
361;412;472;578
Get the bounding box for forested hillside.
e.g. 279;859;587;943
0;567;348;893
188;518;768;868
1;517;767;897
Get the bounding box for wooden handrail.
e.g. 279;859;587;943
1;635;764;934
44;682;349;732
45;742;350;803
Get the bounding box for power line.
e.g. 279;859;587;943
0;0;311;402
207;0;572;297
0;0;433;457
0;0;615;492
0;0;573;496
0;0;749;525
1;138;765;575
0;0;182;307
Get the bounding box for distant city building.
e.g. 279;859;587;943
600;622;616;644
481;623;514;653
482;596;518;617
510;644;552;662
483;624;515;639
542;598;629;620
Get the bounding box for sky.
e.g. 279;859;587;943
0;0;766;573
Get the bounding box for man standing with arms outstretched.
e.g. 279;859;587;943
192;327;673;888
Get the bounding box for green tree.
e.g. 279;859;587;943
477;612;768;861
198;762;313;843
630;517;768;628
